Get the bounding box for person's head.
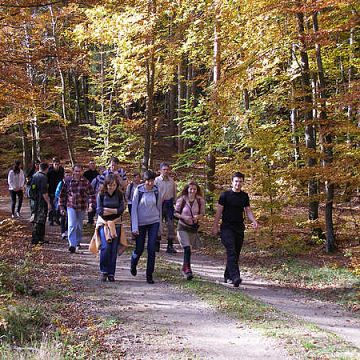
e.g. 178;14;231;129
72;164;82;180
109;157;120;172
52;157;60;170
232;172;245;192
98;166;106;175
159;162;170;177
181;181;202;198
39;162;49;173
88;160;96;171
34;159;40;170
100;174;120;195
64;168;72;177
13;160;21;173
143;170;156;189
133;172;141;184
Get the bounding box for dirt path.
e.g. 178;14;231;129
164;252;360;350
1;198;290;359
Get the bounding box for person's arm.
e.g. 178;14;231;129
131;188;140;235
193;197;205;222
245;207;259;229
59;181;67;213
211;204;224;236
7;170;14;189
20;170;26;189
86;181;96;212
173;179;177;201
43;192;51;208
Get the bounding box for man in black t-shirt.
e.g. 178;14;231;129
212;172;258;287
30;162;51;245
47;157;64;225
83;160;99;224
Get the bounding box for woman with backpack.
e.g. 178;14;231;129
174;181;205;280
130;170;161;284
8;160;26;218
96;174;125;282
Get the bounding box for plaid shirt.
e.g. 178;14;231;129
59;176;96;211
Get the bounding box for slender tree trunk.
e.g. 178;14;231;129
19;123;30;170
72;70;81;124
31;115;41;161
313;11;335;252
142;0;156;171
49;5;75;165
295;3;319;221
177;57;187;153
82;75;90;124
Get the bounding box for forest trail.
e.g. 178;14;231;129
1;197;359;359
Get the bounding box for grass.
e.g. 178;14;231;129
154;258;360;360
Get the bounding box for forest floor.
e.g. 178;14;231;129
0;196;359;359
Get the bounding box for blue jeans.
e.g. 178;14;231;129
67;208;85;247
131;222;160;276
99;225;120;276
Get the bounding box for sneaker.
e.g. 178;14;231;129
77;244;82;250
69;246;76;253
15;211;20;218
11;214;15;219
130;263;137;277
100;273;107;282
166;245;177;254
61;233;67;240
146;275;154;284
108;275;115;282
233;278;242;288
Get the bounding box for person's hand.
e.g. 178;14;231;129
88;205;93;212
252;221;259;230
132;231;139;236
211;224;219;237
60;209;66;216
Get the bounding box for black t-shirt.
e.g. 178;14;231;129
32;172;48;201
47;166;64;194
84;169;99;183
218;190;250;227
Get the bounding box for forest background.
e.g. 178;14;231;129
0;0;359;261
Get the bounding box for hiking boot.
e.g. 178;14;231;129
107;275;115;282
130;263;137;277
182;264;193;281
146;275;154;284
233;278;242;288
166;245;177;254
100;273;107;282
69;246;76;253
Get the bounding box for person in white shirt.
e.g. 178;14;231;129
154;162;177;253
7;160;26;218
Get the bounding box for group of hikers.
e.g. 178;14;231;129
7;157;258;287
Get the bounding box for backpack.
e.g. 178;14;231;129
178;196;202;215
137;185;159;205
27;177;38;200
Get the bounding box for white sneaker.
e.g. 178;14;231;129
16;212;20;218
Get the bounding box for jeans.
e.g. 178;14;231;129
49;194;60;224
221;225;245;281
162;199;175;242
131;222;160;277
67;208;85;248
9;190;23;215
99;225;120;276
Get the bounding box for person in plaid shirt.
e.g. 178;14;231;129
59;164;96;253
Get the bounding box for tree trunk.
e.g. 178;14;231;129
31;114;41;161
49;5;75;165
313;11;335;252
295;3;319;221
177;57;187;153
142;0;156;171
19;123;30;170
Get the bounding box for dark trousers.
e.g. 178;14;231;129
9;190;23;215
99;225;120;276
131;222;159;277
87;208;96;224
221;225;245;281
60;212;67;234
128;204;133;231
32;222;46;244
48;194;59;224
